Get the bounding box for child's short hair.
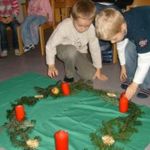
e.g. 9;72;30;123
95;8;125;40
71;0;96;20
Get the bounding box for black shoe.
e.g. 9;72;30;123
64;76;74;83
120;81;130;90
137;88;150;99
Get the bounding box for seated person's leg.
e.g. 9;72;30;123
21;16;36;52
29;16;47;46
0;22;8;57
9;20;20;55
21;15;47;53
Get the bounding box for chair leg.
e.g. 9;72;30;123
17;26;24;55
39;27;45;56
112;43;118;64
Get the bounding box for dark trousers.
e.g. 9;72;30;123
0;20;19;51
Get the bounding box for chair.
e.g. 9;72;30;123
112;44;118;64
17;2;28;55
38;0;54;56
51;0;76;28
17;0;76;56
39;0;76;55
17;0;54;56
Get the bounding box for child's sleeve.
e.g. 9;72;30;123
88;25;102;69
46;23;65;65
117;38;129;65
11;0;19;17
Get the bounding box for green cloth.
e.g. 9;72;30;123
0;72;150;150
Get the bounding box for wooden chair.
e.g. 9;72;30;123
38;0;54;56
112;44;118;64
17;2;28;55
17;0;53;56
18;0;76;56
39;0;76;55
51;0;76;28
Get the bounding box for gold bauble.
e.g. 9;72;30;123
51;87;60;95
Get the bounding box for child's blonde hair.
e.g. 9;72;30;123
95;8;125;40
72;0;96;20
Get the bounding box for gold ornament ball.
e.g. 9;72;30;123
51;87;60;95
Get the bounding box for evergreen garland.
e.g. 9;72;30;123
2;80;143;150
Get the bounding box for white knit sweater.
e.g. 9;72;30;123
46;18;102;69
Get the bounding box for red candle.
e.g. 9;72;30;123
61;82;70;96
119;92;128;113
54;130;69;150
15;105;25;122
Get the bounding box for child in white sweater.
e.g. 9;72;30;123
46;0;107;83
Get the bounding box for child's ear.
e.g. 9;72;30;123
121;23;127;32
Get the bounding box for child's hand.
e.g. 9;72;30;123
6;16;13;23
1;16;13;24
125;82;138;100
93;69;108;81
1;17;8;24
48;65;58;78
120;65;127;82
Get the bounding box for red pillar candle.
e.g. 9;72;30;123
61;82;70;96
119;92;128;113
54;130;69;150
15;105;25;122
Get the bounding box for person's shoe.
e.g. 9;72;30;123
0;50;8;57
15;49;20;56
137;88;150;99
64;76;74;83
120;81;130;90
23;44;35;52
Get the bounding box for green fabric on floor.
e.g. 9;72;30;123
0;72;150;150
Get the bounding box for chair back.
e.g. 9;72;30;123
127;0;150;10
50;0;76;28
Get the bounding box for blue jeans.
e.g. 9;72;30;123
125;40;150;89
21;15;47;46
0;20;19;51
